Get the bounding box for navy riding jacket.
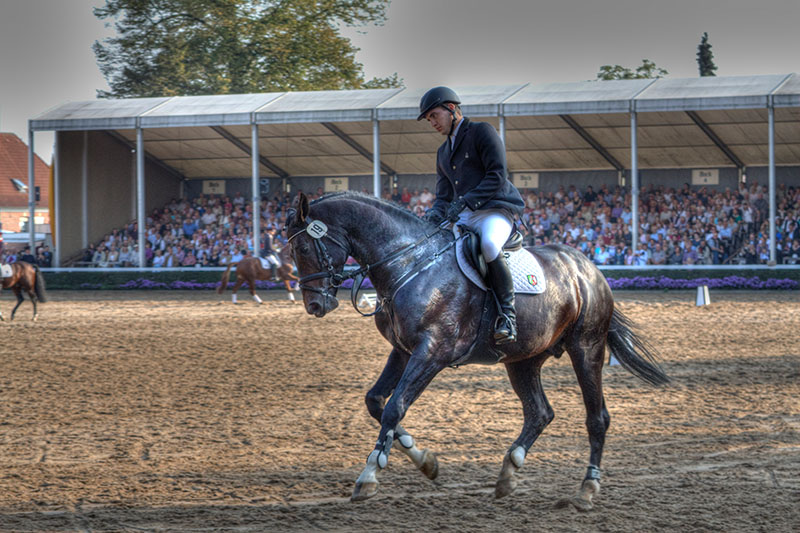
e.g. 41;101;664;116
430;117;524;217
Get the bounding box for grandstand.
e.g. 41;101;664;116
22;74;800;268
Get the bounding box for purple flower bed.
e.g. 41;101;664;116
605;275;798;290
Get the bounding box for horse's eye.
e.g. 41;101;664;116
299;244;310;254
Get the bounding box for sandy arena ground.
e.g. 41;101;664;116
0;289;798;532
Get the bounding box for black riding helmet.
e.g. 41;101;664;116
417;86;461;121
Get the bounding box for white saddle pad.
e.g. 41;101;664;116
258;256;281;270
455;235;546;294
1;264;12;278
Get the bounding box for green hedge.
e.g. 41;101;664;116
39;266;800;290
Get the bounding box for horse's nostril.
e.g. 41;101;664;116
307;302;321;315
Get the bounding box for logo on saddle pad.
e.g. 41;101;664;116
526;274;538;287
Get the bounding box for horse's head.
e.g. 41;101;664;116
287;192;350;317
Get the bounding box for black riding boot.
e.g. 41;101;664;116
270;264;279;281
487;255;517;344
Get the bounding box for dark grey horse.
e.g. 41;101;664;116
287;191;668;510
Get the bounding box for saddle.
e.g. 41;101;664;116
449;228;541;367
460;227;524;280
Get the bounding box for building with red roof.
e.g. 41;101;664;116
0;132;51;250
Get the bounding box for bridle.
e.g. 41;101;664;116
287;217;350;309
287;214;451;317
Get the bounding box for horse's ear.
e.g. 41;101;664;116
296;192;310;223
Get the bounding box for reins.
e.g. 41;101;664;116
288;218;452;317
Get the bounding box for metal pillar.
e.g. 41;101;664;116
27;128;35;252
136;126;146;269
499;112;506;147
630;111;639;254
372;116;381;198
82;131;89;248
251;122;261;257
768;100;776;264
54;133;61;267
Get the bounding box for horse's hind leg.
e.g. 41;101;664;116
249;282;263;305
560;338;609;511
364;348;438;483
283;280;296;303
29;290;38;321
496;357;554;499
10;288;24;321
231;278;244;304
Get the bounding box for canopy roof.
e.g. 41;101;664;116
31;74;800;179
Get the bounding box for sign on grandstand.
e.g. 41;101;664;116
203;180;226;195
691;169;719;185
325;177;349;192
513;172;539;189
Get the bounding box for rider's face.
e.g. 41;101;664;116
425;105;454;136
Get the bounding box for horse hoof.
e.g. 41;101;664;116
419;449;439;480
351;480;379;502
561;479;599;512
495;477;518;499
568;495;594;512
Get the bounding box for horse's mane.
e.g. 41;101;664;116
311;191;424;226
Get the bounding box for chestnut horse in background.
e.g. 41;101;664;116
217;246;299;304
0;261;47;321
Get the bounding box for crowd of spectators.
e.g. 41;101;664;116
387;181;800;266
0;244;53;268
3;181;798;268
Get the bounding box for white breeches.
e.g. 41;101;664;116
456;208;515;262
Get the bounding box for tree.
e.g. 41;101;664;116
596;59;668;81
697;32;717;77
93;0;402;98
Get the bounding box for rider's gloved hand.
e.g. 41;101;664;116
445;198;467;222
422;209;445;225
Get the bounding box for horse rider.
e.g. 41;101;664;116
263;226;281;281
418;86;525;344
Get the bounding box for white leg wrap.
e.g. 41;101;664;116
396;434;425;468
254;294;263;304
510;445;526;469
288;292;295;301
232;293;237;304
355;450;382;487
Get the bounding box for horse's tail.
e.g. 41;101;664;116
33;265;48;303
606;307;669;386
217;262;237;294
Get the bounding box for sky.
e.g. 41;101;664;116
1;0;799;161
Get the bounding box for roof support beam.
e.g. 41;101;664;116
321;122;397;176
211;126;289;178
106;130;185;181
686;111;745;170
559;114;624;171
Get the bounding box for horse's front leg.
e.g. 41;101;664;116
365;348;439;482
352;341;447;502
